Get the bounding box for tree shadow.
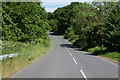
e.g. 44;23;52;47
49;32;61;36
85;53;98;56
49;32;57;35
60;43;99;56
60;44;75;48
84;50;107;56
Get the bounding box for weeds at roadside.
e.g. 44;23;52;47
2;40;51;78
87;46;119;63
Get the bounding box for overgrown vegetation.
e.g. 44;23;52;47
87;46;119;62
2;41;51;78
49;2;119;62
1;2;51;78
87;46;106;55
1;1;119;78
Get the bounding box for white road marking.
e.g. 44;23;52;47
72;57;78;65
65;48;72;56
69;52;72;56
65;47;67;50
55;36;88;80
56;37;73;57
80;70;88;80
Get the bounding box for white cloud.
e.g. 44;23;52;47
41;0;92;3
41;0;92;12
41;0;91;2
42;2;70;6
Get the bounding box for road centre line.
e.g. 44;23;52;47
55;36;87;79
65;48;72;56
56;37;77;63
55;37;77;63
72;57;78;65
80;70;88;80
56;37;73;57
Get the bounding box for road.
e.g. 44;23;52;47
12;32;119;79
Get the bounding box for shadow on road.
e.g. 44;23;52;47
49;32;61;36
60;43;98;56
49;32;97;56
60;44;82;51
60;44;75;48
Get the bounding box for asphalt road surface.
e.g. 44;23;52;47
12;32;119;79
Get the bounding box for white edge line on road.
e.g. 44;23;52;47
80;70;88;80
72;57;78;65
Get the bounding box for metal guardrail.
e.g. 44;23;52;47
0;53;19;60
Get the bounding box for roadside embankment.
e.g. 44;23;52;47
1;40;51;78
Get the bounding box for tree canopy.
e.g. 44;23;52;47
2;2;51;44
49;2;120;52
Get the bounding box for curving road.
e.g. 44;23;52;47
12;32;119;79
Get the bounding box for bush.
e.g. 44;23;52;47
64;27;78;43
2;2;50;44
87;46;106;55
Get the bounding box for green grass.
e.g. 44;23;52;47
1;40;51;78
87;46;119;63
100;52;119;62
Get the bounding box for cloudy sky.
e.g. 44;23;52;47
41;0;92;12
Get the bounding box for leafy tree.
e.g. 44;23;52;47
103;2;120;52
51;2;119;52
2;2;50;44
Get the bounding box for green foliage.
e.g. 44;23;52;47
2;41;30;55
101;52;119;62
49;19;58;32
53;5;74;34
88;46;119;62
2;41;50;78
103;3;120;52
2;2;50;44
51;2;119;52
1;2;52;78
87;46;106;55
0;3;2;33
64;27;78;43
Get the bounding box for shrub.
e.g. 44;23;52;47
87;46;106;55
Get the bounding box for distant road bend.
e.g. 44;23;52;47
12;32;119;79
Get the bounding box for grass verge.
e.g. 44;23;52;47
87;46;119;63
100;52;119;63
1;40;51;78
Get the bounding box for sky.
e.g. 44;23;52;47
41;0;92;12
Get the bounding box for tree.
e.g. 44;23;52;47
50;2;119;52
2;2;51;44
